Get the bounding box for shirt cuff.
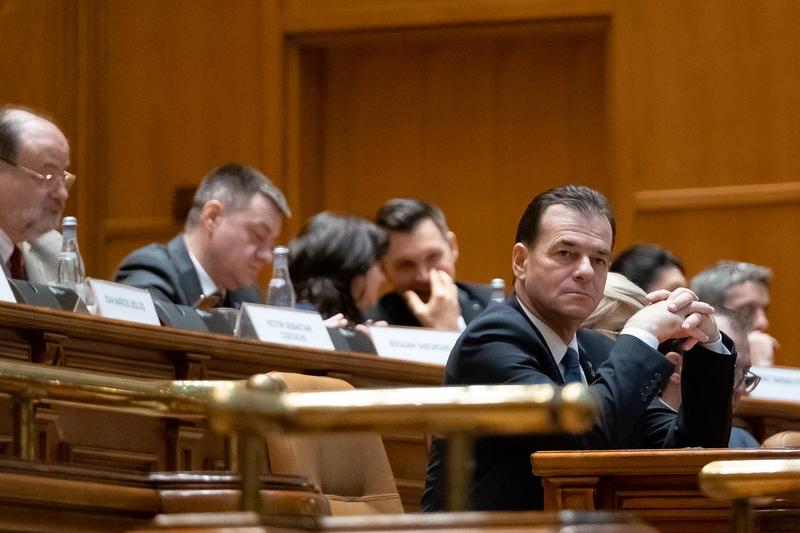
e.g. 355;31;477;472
700;336;731;355
619;327;659;350
657;396;678;412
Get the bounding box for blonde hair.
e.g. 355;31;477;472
583;273;648;332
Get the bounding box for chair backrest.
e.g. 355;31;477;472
762;431;800;448
264;372;404;516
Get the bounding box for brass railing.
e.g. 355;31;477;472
209;373;597;512
700;458;800;533
0;359;232;460
0;359;597;513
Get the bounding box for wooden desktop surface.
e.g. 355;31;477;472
532;448;800;532
0;301;442;512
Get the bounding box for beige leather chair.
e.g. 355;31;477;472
263;372;404;516
762;431;800;448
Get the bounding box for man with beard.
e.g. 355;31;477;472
0;106;72;282
366;198;491;331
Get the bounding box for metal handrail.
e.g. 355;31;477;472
0;359;598;514
700;458;800;533
209;373;597;512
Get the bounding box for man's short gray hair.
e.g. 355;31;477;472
185;163;290;230
691;261;772;308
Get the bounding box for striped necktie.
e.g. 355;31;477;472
562;347;583;384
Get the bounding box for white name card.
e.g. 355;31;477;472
240;304;335;351
0;269;16;303
87;278;159;326
368;326;460;366
749;366;800;402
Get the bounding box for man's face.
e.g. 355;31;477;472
204;194;283;290
724;280;770;332
513;205;612;339
381;218;458;300
0;118;70;243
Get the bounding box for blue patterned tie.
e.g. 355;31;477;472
562;347;583;384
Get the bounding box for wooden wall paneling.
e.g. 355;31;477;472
604;2;635;248
624;0;800;191
634;202;800;367
304;23;609;287
0;0;83;262
282;0;613;34
89;0;270;279
260;0;286;183
77;0;98;279
284;43;327;237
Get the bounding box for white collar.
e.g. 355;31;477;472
0;228;14;265
184;236;220;298
515;295;579;366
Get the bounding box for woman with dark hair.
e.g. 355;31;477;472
610;244;687;293
289;212;388;324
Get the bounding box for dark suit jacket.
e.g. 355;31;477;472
421;297;735;512
365;281;492;327
114;234;261;308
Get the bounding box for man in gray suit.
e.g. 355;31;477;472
115;164;290;308
0;106;72;283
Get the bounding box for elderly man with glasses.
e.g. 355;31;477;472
0;106;73;282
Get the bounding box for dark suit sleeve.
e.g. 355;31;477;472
364;292;421;327
666;334;735;447
624;334;736;449
448;311;675;450
114;245;182;305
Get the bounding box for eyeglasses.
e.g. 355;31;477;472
734;369;761;393
0;156;76;190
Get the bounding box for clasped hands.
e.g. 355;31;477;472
625;287;720;351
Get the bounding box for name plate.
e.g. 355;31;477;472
240;303;335;351
87;278;160;326
0;269;16;303
750;366;800;401
368;326;459;365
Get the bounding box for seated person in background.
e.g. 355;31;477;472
422;185;735;512
658;307;760;448
692;261;778;366
115;164;290;308
0;106;73;282
288;212;387;325
610;243;687;293
366;198;491;331
582;272;649;333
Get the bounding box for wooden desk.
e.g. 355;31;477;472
128;510;657;533
0;457;326;533
736;396;800;442
0;301;442;512
532;448;800;532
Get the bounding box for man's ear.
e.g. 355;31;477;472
446;230;459;262
200;200;224;232
512;243;529;279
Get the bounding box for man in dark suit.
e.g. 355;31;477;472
422;185;735;511
366;198;491;330
0;106;73;283
114;164;290;308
